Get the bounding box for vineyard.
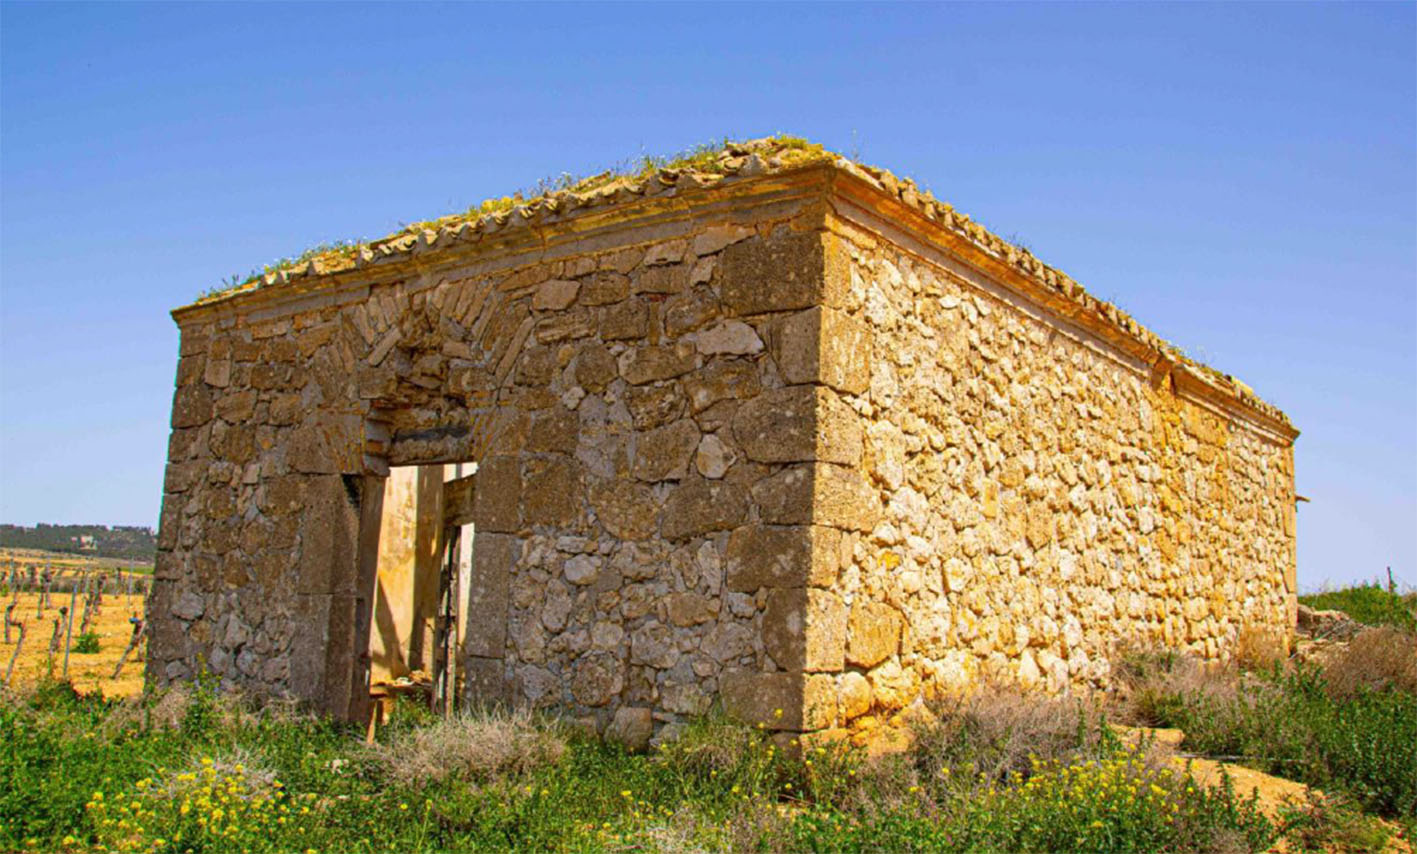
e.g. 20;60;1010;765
1;552;148;698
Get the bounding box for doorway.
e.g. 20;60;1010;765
366;462;476;718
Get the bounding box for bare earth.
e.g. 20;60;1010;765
2;592;147;698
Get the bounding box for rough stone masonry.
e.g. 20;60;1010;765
150;138;1298;743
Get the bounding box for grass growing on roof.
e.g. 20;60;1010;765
200;135;829;300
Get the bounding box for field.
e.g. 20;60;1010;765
2;593;148;699
1;583;1413;853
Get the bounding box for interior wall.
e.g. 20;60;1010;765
368;465;445;682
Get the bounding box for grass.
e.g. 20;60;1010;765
1300;576;1417;632
1116;629;1417;824
72;633;100;655
1;679;1279;853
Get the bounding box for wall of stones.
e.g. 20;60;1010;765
812;214;1297;733
152;189;857;738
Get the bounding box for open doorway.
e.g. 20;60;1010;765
366;462;476;721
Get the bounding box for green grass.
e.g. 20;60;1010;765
1300;579;1417;631
0;680;1279;853
1130;650;1417;823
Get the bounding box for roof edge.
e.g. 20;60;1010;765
174;137;1295;440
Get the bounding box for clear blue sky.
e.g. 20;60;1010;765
1;2;1413;591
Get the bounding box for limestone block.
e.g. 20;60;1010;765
574;343;618;392
662;683;710;716
683;360;761;413
463;656;510;705
601;300;649;340
632;419;700;482
527;408;578;454
618;343;696;385
563;554;600;586
171;384;213;429
763;588;846;673
846;602;902;668
540;581;572;632
571;654;623;707
533;279;580;311
867;660;915;711
721;231;823;315
775;307;871;394
692;224;753;257
464;531;514;658
720;670;835;731
629;621;679;669
535;307;595;343
632;263;688;295
522;457;579;527
607;706;654;752
296;474;360;595
203;358;232;388
752;465;814;526
696;320;763;356
475;455;521;533
661;479;748;540
664;288;720;336
701;621;754;662
815;464;881;532
837;671;872;720
694;433;734;478
516;665;560;707
733;386;862;466
725;525;839;591
580;271;629;306
666;592;716;626
588;479;658;540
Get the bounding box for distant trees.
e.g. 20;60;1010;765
0;524;156;562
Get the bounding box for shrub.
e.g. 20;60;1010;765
1233;625;1286;672
1322;627;1417;698
72;632;100;654
910;684;1118;792
1140;660;1417;819
1277;790;1396;854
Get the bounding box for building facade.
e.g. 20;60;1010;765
151;140;1298;739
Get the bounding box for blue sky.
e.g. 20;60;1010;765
1;2;1412;590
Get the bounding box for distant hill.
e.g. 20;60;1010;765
0;524;156;563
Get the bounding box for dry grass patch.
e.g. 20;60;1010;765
910;683;1118;791
1323;627;1417;698
370;706;566;788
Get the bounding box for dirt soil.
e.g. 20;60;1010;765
2;592;147;698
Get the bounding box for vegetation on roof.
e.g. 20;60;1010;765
205;135;829;299
186;134;1290;426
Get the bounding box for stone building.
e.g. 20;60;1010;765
151;138;1298;741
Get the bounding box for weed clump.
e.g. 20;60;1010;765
369;706;566;787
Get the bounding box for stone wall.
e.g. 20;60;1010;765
800;209;1298;735
151;175;859;734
